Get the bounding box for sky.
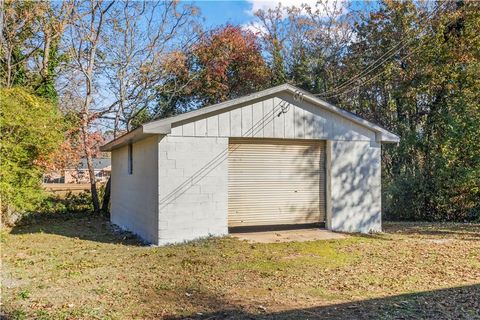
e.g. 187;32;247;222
190;0;322;28
189;0;372;28
193;1;253;27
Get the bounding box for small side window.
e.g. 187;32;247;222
128;143;133;175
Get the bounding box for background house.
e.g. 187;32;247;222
43;158;111;184
64;158;111;184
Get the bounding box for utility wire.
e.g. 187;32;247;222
317;1;445;96
320;44;423;99
321;0;456;99
315;0;447;97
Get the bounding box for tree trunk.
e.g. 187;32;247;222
101;176;111;215
6;49;12;87
71;0;114;214
41;31;51;82
81;115;100;213
86;154;100;213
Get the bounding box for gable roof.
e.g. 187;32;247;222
101;84;400;151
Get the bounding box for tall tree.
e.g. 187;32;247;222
1;0;45;88
192;25;269;104
98;1;199;211
1;0;73;100
151;24;269;117
101;0;200;136
65;0;115;212
343;1;439;219
251;1;353;91
35;1;74;101
253;4;288;86
413;0;480;220
302;0;353;93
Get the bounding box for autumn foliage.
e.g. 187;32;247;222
191;25;269;105
44;129;105;172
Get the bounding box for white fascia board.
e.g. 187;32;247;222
100;127;156;151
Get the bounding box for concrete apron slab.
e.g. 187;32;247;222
231;228;346;243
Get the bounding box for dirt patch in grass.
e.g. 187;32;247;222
1;218;479;319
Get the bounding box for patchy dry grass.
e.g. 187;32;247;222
1;217;479;319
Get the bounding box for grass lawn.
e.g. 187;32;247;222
1;216;479;319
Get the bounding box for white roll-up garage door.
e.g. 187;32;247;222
228;138;326;227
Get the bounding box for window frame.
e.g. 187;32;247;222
128;143;133;175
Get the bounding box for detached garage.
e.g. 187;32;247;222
101;84;399;245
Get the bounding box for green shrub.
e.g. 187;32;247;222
0;88;64;223
15;192;94;226
41;192;93;214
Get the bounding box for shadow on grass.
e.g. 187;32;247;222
165;284;480;320
9;213;144;246
383;222;480;240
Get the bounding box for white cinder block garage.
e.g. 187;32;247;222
101;84;399;245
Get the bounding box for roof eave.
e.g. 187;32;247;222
100;127;158;151
375;131;400;143
142;122;171;134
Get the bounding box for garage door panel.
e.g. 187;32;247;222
228;138;326;227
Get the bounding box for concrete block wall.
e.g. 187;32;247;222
327;140;382;233
110;136;159;243
157;136;229;245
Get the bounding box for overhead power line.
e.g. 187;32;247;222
315;0;447;98
320;44;423;99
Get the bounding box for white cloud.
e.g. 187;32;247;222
241;21;268;36
245;0;345;17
